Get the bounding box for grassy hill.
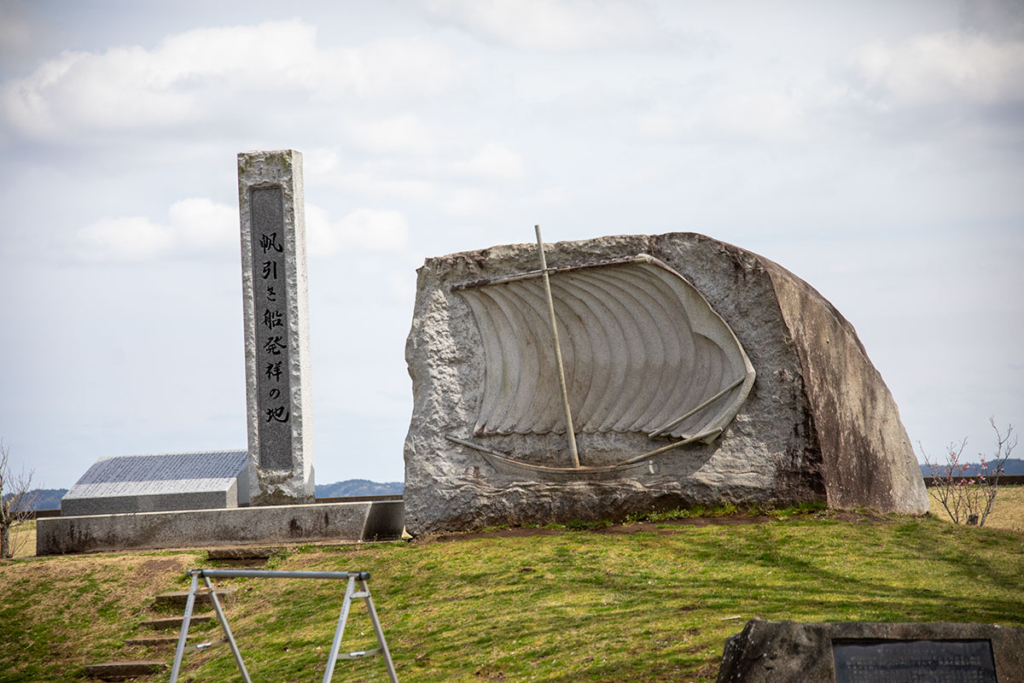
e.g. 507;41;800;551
2;499;1023;683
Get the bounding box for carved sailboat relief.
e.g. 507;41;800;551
446;229;755;481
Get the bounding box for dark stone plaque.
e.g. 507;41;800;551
833;640;996;683
250;186;292;470
716;619;1023;683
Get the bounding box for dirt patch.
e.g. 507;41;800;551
598;516;775;533
138;557;191;574
420;527;566;543
415;517;774;543
828;509;892;524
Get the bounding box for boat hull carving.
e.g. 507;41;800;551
454;254;755;447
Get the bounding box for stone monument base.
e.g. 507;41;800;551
36;500;404;555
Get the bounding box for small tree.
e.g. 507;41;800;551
0;440;36;559
922;419;1016;527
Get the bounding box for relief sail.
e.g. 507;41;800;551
450;253;755;476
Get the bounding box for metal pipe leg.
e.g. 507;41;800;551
202;574;252;683
169;572;200;683
321;575;356;683
361;579;399;683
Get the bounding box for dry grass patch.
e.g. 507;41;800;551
928;484;1024;532
0;550;203;681
9;518;36;558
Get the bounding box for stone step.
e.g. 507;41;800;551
140;614;215;630
206;557;272;568
206;546;281;561
153;588;235;608
83;660;166;680
124;635;187;647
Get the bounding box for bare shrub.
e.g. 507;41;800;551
922;419;1016;527
1;440;36;559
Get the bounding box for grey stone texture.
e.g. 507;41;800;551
60;450;248;517
36;500;404;555
716;618;1024;683
238;149;315;504
403;232;928;535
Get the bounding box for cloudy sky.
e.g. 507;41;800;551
1;0;1021;490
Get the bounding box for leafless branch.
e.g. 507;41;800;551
921;420;1015;528
1;440;37;559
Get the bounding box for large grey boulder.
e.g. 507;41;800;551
403;232;927;535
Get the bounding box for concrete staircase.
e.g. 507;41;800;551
83;547;278;680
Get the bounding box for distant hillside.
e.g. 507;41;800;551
315;479;403;497
3;488;67;511
920;459;1024;477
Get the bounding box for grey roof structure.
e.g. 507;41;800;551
61;449;249;516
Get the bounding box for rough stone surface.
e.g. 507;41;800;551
124;635;183;647
206;546;280;560
141;615;214;630
238;149;315;504
83;661;167;678
154;589;236;608
61;451;248;517
716;618;1024;683
403;232;927;535
765;260;926;513
36;500;404;555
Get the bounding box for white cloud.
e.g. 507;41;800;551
75;198;236;263
312;37;484;101
439;187;498;216
307;206;409;256
637;88;810;145
167;198;238;250
304;148;341;178
452;141;525;179
1;20;481;140
423;0;661;51
0;5;36;62
333;170;439;202
345;114;438;154
76;198;410;262
960;0;1024;41
847;31;1024;107
76;215;174;263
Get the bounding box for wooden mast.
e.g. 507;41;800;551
535;225;580;468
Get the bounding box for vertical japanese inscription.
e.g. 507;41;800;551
239;149;313;503
250;187;292;470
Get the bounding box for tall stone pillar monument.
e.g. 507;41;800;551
238;150;314;504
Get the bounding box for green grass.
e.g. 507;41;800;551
1;511;1023;683
625;501;827;523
